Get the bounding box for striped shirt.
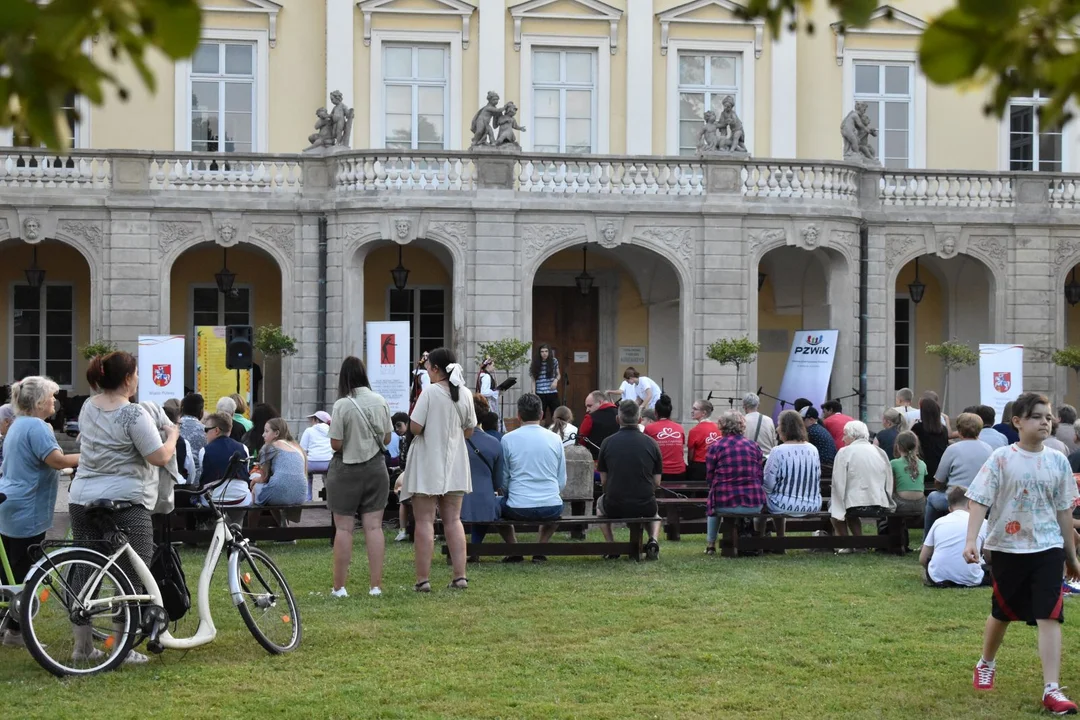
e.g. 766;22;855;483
762;442;822;515
535;358;559;394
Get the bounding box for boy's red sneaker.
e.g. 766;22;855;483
1043;687;1078;715
973;662;995;691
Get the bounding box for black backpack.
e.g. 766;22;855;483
150;524;191;621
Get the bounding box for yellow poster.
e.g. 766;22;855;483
195;326;251;414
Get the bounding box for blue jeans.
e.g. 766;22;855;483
499;497;563;522
924;490;949;535
707;507;761;544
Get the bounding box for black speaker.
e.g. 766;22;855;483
226;325;253;370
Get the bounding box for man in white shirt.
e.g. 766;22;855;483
742;392;777;456
921;486;989;587
609;367;639;404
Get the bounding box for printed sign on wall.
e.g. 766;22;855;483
137;335;185;404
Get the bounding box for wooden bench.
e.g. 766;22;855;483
657;497;707;541
439;516;656;561
161;502;335;543
716;511;920;557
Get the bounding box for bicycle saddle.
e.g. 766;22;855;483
84;498;135;514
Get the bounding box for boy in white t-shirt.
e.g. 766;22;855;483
964;393;1080;715
921;485;989;587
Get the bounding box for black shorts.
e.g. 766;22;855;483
990;548;1065;626
597;495;657;520
538;392;559;414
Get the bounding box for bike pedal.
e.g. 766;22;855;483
147;640;164;655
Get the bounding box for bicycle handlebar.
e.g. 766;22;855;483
195;452;250;497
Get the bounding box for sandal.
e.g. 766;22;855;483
414;580;431;593
448;577;468;590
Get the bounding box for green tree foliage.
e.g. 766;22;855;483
738;0;1080;127
254;325;298;357
1052;347;1080;398
79;340;118;361
477;339;533;374
0;0;202;149
925;340;979;409
706;336;761;393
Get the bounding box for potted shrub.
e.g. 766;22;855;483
476;338;532;429
1052;346;1080;405
253;324;298;409
79;340;118;361
925;339;978;411
706;335;760;397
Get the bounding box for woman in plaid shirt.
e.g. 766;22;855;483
703;411;765;554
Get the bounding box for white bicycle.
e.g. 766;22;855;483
19;452;301;676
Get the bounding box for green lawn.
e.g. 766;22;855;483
2;530;1077;719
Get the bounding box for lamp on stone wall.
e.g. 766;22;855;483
214;247;236;295
24;245;45;289
575;246;594;296
758;271;766;291
390;245;410;291
1066;268;1080;306
908;257;926;305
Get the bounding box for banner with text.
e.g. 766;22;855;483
773;330;840;421
195;326;250;412
137;335;185;404
366;321;411;414
979;344;1023;424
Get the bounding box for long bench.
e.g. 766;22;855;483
716;511;920;557
161;502;334;543
439;516;655;561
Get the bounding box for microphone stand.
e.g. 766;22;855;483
828;388;863;405
757;387;795;412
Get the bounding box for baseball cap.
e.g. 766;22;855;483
800;406;819;420
308;410;332;423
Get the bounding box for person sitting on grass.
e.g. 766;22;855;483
829;420;894;550
498;393;567;563
921;485;989;588
596;400;662;561
703;411;765;556
925;412;992;535
965;392;1080;714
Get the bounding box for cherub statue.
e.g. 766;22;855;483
495;102;526;147
716;95;746;153
304;107;335;151
841;101;878;162
470;91;503;147
330;90;355;148
696;110;722;153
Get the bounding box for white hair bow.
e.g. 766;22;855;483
446;363;466;388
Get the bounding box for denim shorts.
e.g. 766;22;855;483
499;497;563;521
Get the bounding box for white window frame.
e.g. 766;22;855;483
665;38;755;156
385;285;450;359
520;34;610;153
380;44;450;151
370;29;463;151
9;282;76;390
998;93;1075;172
894;293;915;392
1;95;91;149
174;29;270;153
529;47;598;154
841;49;926;169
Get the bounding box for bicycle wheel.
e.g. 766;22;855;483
21;550;139;677
233;546;301;654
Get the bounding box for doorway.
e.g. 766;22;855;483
532;286;598;420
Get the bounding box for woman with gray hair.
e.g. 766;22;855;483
0;377;80;647
829;420;894;549
703;411;765;555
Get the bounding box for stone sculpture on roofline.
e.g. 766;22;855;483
697;95;748;157
303;90;355;153
470;91;527;151
841;101;881;166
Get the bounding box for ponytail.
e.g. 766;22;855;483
86;351;137;392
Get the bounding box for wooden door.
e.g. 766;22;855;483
532;286;599;420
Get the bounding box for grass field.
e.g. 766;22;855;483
2;529;1078;719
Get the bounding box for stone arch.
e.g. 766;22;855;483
749;231;855;403
343;225;467;369
1051;239;1080;402
47;224;105;343
158;220;296;415
522;226;696;420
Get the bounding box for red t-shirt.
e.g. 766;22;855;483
822;413;854;449
688;421;720;463
644;419;687;474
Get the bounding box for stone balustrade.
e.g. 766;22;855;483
0;148;1076;215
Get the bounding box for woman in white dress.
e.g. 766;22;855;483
475;357;500;426
401;347;477;591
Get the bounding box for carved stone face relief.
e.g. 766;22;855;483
801;224;819;248
22;216;40;241
603;222;616;244
395;219;410;240
217;222;237;245
939;234;957;258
